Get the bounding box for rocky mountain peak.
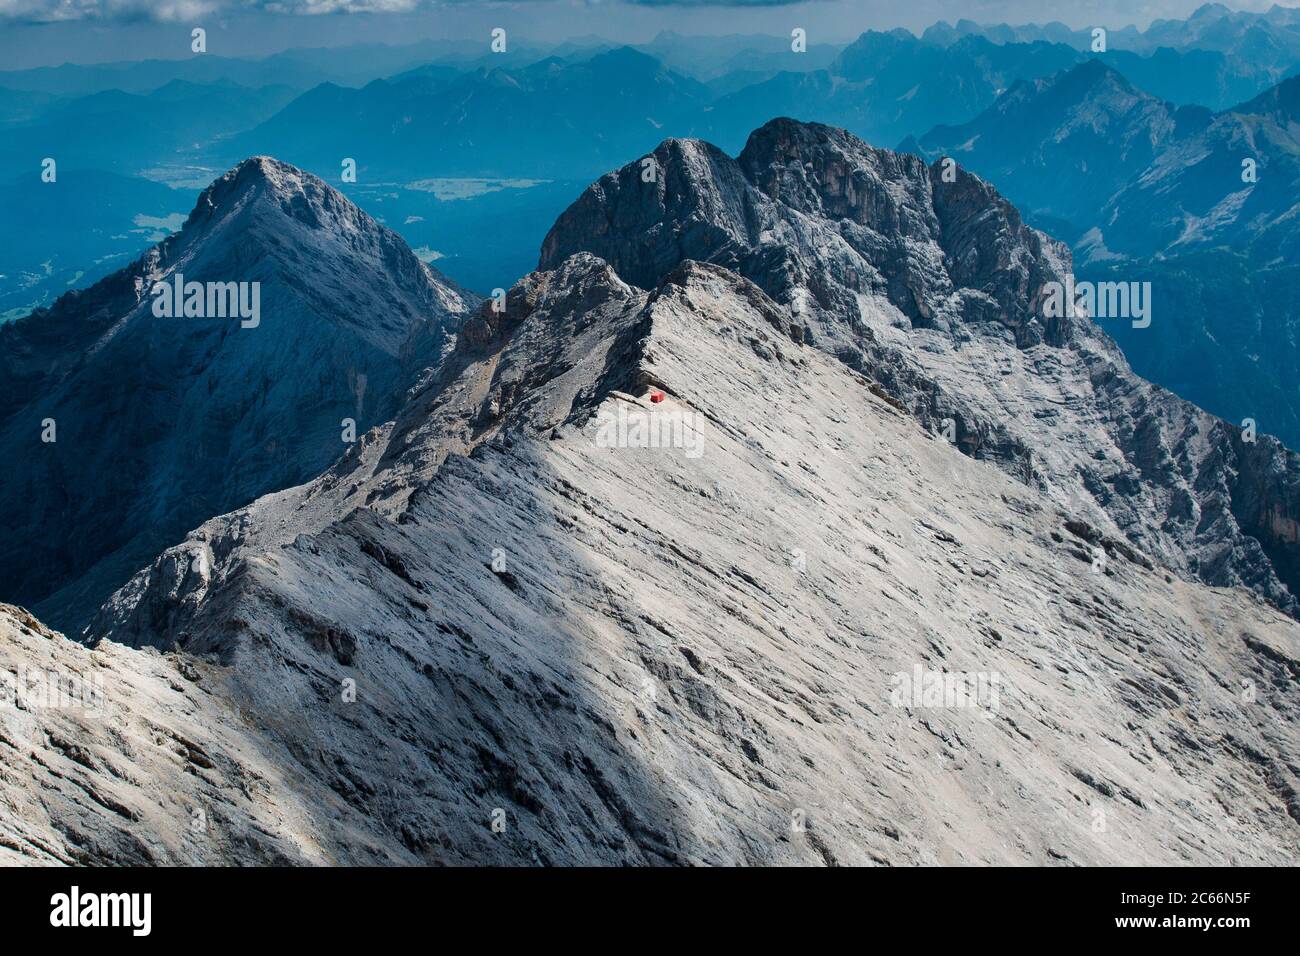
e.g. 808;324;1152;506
541;118;1300;618
177;156;326;237
206;153;302;197
738;118;932;221
0;156;476;632
1191;2;1233;20
544;117;1076;353
168;154;408;277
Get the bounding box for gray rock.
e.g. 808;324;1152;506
36;256;1300;866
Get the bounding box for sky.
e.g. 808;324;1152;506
0;0;1294;69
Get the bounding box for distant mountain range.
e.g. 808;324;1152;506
226;31;1296;183
0;40;511;97
1105;74;1300;261
906;62;1300;447
2;2;1298;455
908;61;1300;257
924;3;1300;67
229;47;713;180
0;79;298;175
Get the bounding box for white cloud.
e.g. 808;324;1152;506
3;0;1293;26
0;0;432;21
0;0;222;22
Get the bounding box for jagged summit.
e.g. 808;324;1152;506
543;118;1300;616
184;156;308;221
989;58;1169;120
207;154;299;189
1192;2;1233;19
545;118;1073;349
184;155;382;241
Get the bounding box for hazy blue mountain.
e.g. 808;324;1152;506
1138;3;1300;66
256;38;558;75
907;65;1300;258
229;47;713;179
919;4;1300;107
0;86;61;127
1101;46;1296;110
633;29;840;79
60;29;1277;196
230;33;1146;181
903;61;1210;235
921;18;1104;48
1102;74;1300;260
831;32;1084;141
0;41;475;97
703;68;778;98
695;31;1277;153
0;55;320;96
907;66;1300;447
0;80;299;178
924;4;1300;67
0;169;189;322
1086;76;1300;444
628;32;1084;154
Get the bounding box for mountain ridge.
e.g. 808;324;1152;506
4;128;1299;866
542;118;1300;618
11;248;1300;864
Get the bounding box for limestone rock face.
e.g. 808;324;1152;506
0;602;321;865
43;256;1300;866
541;118;1300;617
0;158;476;633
